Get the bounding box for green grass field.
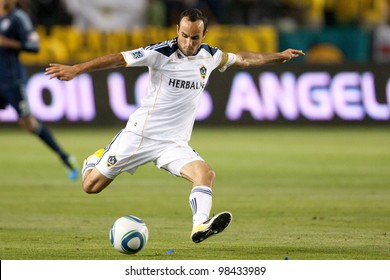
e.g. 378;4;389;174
0;125;389;260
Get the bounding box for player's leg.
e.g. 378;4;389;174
81;130;146;194
156;145;232;243
180;160;216;187
18;115;79;180
181;160;215;226
181;161;232;243
82;168;113;194
81;148;113;193
11;82;79;180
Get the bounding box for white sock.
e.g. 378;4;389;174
81;154;100;181
189;186;212;229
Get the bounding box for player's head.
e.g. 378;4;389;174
177;8;208;56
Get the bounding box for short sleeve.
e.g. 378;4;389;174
121;48;160;68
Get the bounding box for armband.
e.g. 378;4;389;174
218;53;236;72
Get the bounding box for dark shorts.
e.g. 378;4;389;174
0;81;31;118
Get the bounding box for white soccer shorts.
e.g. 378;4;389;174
95;130;204;179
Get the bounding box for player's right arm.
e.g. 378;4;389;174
45;53;126;81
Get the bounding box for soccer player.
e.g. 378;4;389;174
45;8;304;243
0;0;79;180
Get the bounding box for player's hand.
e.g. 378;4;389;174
45;64;77;81
279;49;305;63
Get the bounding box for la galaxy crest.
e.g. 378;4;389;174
200;65;207;79
107;155;117;168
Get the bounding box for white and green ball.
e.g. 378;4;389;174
110;215;149;254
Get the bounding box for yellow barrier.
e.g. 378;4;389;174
20;25;277;65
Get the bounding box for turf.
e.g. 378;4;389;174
0;125;389;260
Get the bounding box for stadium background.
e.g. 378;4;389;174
1;0;390;126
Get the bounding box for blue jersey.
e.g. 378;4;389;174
0;8;39;83
0;8;39;115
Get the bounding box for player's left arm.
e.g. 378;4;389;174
217;49;304;71
233;49;305;67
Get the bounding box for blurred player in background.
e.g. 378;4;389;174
45;8;304;243
0;0;79;180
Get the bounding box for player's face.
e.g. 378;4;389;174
177;17;207;56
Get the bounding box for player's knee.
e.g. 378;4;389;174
83;182;101;194
82;172;111;194
18;120;33;133
198;168;215;187
83;174;101;194
82;177;102;194
18;116;38;133
181;161;216;187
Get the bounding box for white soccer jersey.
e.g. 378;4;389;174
121;38;225;143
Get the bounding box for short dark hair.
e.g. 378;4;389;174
178;8;208;32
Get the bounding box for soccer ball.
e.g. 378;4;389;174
109;215;149;254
